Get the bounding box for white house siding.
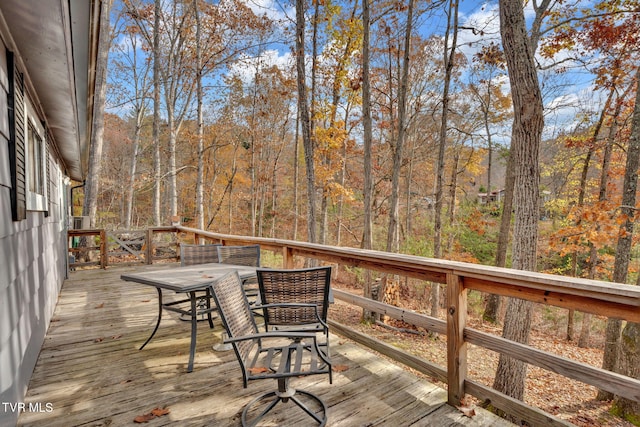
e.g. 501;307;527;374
0;40;69;427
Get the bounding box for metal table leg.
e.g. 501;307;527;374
140;287;163;350
187;291;198;373
206;288;214;329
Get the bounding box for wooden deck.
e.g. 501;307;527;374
18;265;513;426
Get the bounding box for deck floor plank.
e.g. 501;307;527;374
18;265;512;427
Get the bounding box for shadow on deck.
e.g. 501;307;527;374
19;265;513;426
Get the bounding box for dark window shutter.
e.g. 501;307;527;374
7;49;26;221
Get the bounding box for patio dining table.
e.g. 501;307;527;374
121;263;257;372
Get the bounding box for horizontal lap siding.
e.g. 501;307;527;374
0;43;68;427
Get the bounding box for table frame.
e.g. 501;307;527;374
121;263;257;372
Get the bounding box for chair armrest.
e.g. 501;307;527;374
255;303;317;309
223;330;318;344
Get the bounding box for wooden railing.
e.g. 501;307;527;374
67;227;180;269
68;225;640;426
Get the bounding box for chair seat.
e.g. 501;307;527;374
245;338;330;381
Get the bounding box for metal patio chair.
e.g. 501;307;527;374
217;244;261;303
256;266;332;350
181;243;221;267
175;243;221;324
210;271;332;426
216;244;261;267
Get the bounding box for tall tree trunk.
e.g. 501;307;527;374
193;0;204;234
385;0;414;256
361;0;375;322
295;0;317;244
249;70;259;236
125;120;142;230
446;149;460;252
431;0;459;317
152;0;162;226
485;104;493;195
123;30;148;230
83;0;112;227
597;84;635;396
405;137;415;236
608;68;640;411
484;152;514;323
493;0;544;406
167;114;178;217
484;0;551;328
293;110;300;240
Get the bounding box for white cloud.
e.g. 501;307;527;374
241;0;293;24
457;3;501;59
226;49;294;83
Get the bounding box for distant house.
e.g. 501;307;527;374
477;189;505;204
0;2;100;426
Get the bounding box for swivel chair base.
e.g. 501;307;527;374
242;388;327;427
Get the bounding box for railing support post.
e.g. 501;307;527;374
100;230;107;269
446;273;467;406
146;228;153;264
282;246;294;269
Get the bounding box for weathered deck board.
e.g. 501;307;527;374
18;265;512;426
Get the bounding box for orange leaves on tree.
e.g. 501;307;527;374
547;197;626;278
473;42;505;69
463;207;493;236
561;134;594;150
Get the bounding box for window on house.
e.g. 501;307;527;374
25;100;47;211
28;121;43;194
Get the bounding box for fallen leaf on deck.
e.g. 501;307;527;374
94;303;104;309
457;405;476;418
332;364;349;372
151;407;170;417
133;407;170;423
249;366;270;374
133;413;155;423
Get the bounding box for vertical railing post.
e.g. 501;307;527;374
446;272;467;406
146;228;153;264
100;230;107;269
282;246;294;268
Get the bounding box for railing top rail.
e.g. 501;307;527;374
176;226;640;307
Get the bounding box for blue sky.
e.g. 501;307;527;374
109;0;606;140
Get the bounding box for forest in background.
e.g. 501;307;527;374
79;0;640;422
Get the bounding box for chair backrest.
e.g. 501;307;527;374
209;272;260;366
180;243;221;266
216;245;261;267
257;266;332;328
